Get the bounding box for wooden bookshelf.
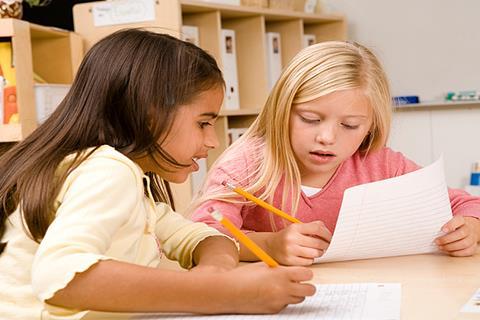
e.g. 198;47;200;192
0;19;82;143
72;0;347;211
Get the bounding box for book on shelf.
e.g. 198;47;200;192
3;86;17;124
0;40;18;124
181;25;200;46
265;32;282;91
220;29;240;110
228;127;248;145
303;34;316;48
304;0;317;13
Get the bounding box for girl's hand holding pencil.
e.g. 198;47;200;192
221;180;332;266
268;221;332;266
209;207;316;314
217;262;316;314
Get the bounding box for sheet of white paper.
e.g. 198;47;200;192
315;157;452;263
132;283;401;320
461;288;480;313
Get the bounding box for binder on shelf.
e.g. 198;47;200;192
181;25;200;46
303;34;316;48
304;0;317;13
191;158;208;195
228;127;248;145
265;32;282;91
220;29;240;110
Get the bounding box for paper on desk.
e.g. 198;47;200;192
132;283;401;320
315;157;452;263
461;288;480;313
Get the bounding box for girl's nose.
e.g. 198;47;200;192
315;125;336;145
205;127;220;149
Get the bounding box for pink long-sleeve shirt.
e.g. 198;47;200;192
191;141;480;235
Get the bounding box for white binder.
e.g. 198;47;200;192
265;32;282;91
220;29;240;110
181;25;200;46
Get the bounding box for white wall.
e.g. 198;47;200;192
389;106;480;188
324;0;480;188
325;0;480;101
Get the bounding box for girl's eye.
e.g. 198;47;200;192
300;115;320;124
342;123;359;129
199;121;213;129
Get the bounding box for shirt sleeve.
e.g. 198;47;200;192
31;156;141;302
154;202;236;269
190;165;247;237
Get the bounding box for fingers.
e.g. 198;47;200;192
436;226;468;246
437;230;477;254
440;215;465;233
274;222;331;265
294;245;325;259
295;221;332;243
296;234;329;251
286;266;314;282
282;256;316;266
445;246;477;257
436;220;478;256
288;282;316;299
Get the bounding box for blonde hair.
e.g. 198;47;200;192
190;41;391;228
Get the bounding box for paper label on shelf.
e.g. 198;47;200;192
92;0;156;27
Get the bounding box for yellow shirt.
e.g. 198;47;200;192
0;145;231;319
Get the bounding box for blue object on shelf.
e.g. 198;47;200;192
470;172;480;185
392;96;420;105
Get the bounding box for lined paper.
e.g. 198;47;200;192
461;288;480;313
315;157;452;263
132;283;401;320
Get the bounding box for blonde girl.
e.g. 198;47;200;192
0;29;315;319
190;41;480;266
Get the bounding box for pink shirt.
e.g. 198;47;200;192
191;141;480;235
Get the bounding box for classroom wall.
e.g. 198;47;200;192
324;0;480;188
324;0;480;101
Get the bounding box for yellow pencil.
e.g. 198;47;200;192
209;207;279;268
221;181;302;224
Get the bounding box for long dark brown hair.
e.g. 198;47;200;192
0;29;224;254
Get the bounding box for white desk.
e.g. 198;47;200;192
83;251;480;320
311;252;480;320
